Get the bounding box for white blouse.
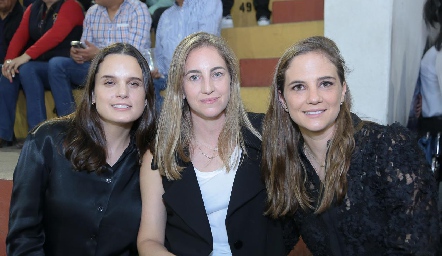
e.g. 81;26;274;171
194;147;242;256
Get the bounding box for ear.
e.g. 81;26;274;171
341;81;347;103
278;90;288;112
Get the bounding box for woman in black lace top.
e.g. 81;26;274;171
262;36;439;255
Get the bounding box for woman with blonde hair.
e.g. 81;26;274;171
137;32;284;256
262;36;439;255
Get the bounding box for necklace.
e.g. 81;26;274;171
196;144;218;160
303;144;325;168
196;140;218;151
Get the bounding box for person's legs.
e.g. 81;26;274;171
221;0;234;28
0;74;21;142
222;0;234;16
254;0;271;25
48;57;90;117
19;61;51;130
153;75;167;112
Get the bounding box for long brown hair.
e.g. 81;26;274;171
63;43;157;172
155;32;260;180
262;36;355;217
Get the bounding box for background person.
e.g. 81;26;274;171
0;0;83;147
137;32;284;256
262;36;439;255
6;43;157;255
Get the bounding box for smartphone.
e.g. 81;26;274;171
71;41;86;49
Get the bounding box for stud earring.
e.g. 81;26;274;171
340;101;343;105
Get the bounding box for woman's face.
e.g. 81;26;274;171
183;46;231;122
93;54;146;129
279;51;346;138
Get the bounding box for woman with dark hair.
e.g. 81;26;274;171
262;36;439;255
6;43;156;255
137;32;284;256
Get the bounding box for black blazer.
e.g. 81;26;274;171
161;113;285;256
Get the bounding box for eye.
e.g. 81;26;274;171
128;80;141;87
291;84;305;91
103;79;115;86
320;81;333;88
213;71;223;78
189;74;200;81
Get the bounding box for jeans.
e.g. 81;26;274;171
48;57;90;117
153;75;167;112
0;73;20;141
20;61;51;130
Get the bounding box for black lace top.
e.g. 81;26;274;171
284;114;440;255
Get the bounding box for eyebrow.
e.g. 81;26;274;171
100;75;143;81
287;76;336;86
184;66;226;76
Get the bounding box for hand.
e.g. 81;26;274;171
2;54;30;83
150;69;162;79
70;40;100;64
415;94;422;118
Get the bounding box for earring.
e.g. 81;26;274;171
144;100;147;107
340;101;343;105
92;101;96;105
283;106;288;112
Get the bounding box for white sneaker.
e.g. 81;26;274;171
221;15;234;29
257;16;270;26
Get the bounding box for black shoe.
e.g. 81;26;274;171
0;138;13;148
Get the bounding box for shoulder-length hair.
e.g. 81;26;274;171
262;36;355;217
155;32;259;180
64;43;157;172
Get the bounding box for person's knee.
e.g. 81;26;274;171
48;57;71;72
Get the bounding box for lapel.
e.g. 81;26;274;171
162;163;213;245
226;126;265;218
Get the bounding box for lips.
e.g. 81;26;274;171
304;110;325;115
200;97;219;104
112;104;131;109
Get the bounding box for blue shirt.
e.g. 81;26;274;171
155;0;222;75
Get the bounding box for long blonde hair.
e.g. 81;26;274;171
262;36;355;217
155;32;260;180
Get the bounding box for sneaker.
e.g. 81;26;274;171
221;15;234;29
257;16;270;26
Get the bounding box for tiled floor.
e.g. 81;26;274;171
0;147;20;181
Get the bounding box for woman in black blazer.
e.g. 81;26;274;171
137;32;284;256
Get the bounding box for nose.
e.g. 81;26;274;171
201;77;214;95
117;83;128;98
307;86;322;104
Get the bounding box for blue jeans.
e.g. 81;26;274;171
48;57;90;116
0;73;20;141
20;61;51;130
153;75;167;112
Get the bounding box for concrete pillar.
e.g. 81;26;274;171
325;0;426;125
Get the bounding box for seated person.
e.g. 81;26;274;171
0;0;83;146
